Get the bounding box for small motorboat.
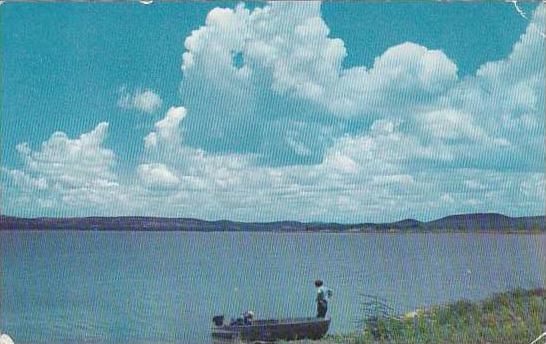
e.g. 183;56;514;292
211;315;331;342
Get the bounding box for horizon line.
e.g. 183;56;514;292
1;212;545;226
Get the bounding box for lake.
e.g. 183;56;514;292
1;231;545;344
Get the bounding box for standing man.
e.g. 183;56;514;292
315;280;333;318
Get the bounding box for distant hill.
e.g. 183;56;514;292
425;213;545;231
0;213;544;232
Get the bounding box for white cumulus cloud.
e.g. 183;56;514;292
118;87;163;114
137;163;180;189
144;106;187;149
3;123;122;214
15;122;117;187
182;2;458;118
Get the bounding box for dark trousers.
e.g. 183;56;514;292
317;300;328;318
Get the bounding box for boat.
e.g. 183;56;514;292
211;316;331;342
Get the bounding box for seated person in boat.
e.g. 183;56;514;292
315;280;333;318
243;310;254;325
230;310;255;326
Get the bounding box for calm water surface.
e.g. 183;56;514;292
1;231;545;344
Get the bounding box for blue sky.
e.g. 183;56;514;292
1;2;544;222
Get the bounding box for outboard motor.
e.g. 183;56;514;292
212;315;224;327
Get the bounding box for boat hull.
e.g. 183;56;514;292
212;317;331;342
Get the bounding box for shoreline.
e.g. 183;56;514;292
2;213;545;233
1;228;546;234
295;288;546;344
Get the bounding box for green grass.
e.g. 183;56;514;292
291;289;546;344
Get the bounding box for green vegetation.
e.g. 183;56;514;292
292;289;546;344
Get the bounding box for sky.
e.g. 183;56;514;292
1;2;544;222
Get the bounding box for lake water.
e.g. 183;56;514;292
1;231;545;344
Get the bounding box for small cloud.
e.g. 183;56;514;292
137;163;180;189
327;154;358;174
144;106;187;149
370;119;397;136
372;174;415;186
418;109;487;142
144;132;158;149
286;137;313;157
2;167;48;190
491;138;511;147
464;180;486;190
441;193;455;204
118;87;162;114
466;199;481;206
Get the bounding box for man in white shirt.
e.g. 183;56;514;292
314;279;333;318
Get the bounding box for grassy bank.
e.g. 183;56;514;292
296;289;546;344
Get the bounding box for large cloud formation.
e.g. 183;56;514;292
2;123;122;214
2;3;544;221
179;3;463;164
